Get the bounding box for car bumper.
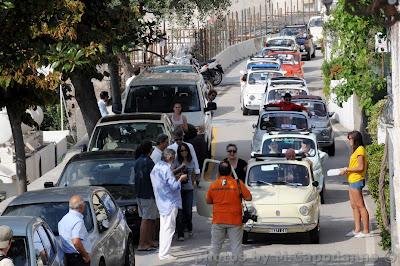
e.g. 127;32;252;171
313;128;334;147
244;99;262;110
244;219;318;234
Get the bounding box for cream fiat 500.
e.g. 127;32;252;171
243;158;320;244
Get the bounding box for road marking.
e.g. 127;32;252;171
211;127;217;159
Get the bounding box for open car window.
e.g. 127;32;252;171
259;113;308;131
262;137;316;157
248;163;310;186
292;101;327;117
248;72;282;85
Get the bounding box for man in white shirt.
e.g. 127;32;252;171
151;134;169;164
167;128;200;175
97;91;109;117
0;225;14;266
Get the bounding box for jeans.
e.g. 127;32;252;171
207;224;243;266
177;189;194;237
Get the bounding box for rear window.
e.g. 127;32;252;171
89;122;164;151
3;202;94;235
266;39;294;47
259;113;308;131
248;72;282;85
125;84;200;113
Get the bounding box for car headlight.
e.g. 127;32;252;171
299;205;310;216
248;95;255;101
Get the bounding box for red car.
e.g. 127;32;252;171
267;51;304;78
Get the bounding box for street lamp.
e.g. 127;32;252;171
322;0;333;15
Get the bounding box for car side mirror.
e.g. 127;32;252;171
80;144;87;152
44;182;54;188
328;112;335;118
205;102;217;112
312;181;319;187
319;150;328;160
240;70;245;75
252;123;257;129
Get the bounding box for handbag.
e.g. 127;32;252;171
236;179;257;223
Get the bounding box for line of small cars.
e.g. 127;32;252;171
0;64;218;265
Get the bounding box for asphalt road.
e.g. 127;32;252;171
135;51;391;266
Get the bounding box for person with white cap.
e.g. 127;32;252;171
0;225;14;266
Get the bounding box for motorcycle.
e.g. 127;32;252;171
193;58;224;86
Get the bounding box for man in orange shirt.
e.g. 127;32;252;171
206;160;252;266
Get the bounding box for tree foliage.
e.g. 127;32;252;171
322;0;386;113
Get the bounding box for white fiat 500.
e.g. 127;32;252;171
243;159;320;244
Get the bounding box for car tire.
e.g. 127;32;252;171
242;231;249;244
309;223;320;244
243;106;249;116
99;259;106;266
125;237;135;266
327;142;335;156
212;71;223;86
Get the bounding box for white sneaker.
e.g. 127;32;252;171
159;255;177;261
354;232;370;238
345;230;360;237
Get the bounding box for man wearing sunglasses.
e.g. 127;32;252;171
167;128;200;177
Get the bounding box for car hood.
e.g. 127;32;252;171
244;85;267;94
250;186;313;205
310;117;330;128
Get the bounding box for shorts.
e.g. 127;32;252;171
349;180;365;190
137;198;159;220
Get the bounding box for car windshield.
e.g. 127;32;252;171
266;39;294;47
248;163;310;186
262;137;317;157
8;236;28;266
309;18;323;27
281;27;307;37
259;113;308;131
3;202;94;235
293;101;327;117
247;62;280;70
89;122;164;151
149;66;195;73
267;88;307;103
125;84;200;113
58;158;136;200
248;72;282;84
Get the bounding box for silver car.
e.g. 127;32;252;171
292;95;335;156
2;186;135;266
0;216;65;266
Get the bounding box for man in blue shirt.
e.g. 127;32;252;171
150;148;187;261
58;195;90;266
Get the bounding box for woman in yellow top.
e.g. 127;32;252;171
339;131;370;238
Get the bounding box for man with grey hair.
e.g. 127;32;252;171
0;225;14;266
151;133;169;163
150;148;187;261
58;195;90;266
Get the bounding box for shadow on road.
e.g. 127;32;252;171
214;106;236;117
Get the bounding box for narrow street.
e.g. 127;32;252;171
135;52;390;266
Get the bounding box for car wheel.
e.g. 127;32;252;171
242;106;249;115
125;237;135;266
242;231;249;244
309;223;320;244
99;259;106;266
212;71;223;86
327;142;335;156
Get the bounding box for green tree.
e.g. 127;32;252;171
0;0;83;193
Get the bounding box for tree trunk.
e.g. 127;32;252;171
107;46;122;114
6;104;27;194
118;53;135;78
70;70;101;136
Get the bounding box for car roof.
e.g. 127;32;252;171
261;132;315;141
98;113;167;124
0;216;42;236
292;95;323;100
7;186;104;207
248;69;282;74
68;150;136;163
129;72;200;86
267;36;296;41
260;109;308;116
150;65;194;69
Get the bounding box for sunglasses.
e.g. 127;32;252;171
227;150;237;153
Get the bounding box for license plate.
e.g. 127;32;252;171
270;228;288;233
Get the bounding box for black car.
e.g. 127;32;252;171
44;150;141;239
280;25;316;60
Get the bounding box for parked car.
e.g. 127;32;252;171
147;64;200;74
308;16;323;49
256;132;328;203
2;186;135;266
44;150;141;237
292;95;335;156
243;159;320;243
280;25;315;60
123;72;217;153
251;108;311;154
240;69;284;115
0;216;65;266
87;113;174;152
